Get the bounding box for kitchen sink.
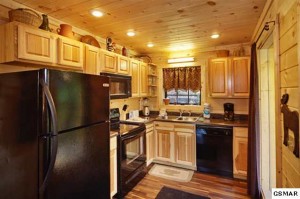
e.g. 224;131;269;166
175;116;199;121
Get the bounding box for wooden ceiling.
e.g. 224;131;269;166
12;0;266;57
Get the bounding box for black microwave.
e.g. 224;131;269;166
100;72;132;99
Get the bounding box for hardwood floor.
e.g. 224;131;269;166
125;169;250;199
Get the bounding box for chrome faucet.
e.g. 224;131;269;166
188;110;192;116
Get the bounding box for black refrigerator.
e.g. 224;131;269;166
0;69;110;199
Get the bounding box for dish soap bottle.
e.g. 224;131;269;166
203;103;210;119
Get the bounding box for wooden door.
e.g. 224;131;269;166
117;55;130;75
84;44;99;75
233;127;248;179
155;129;172;162
131;60;140;97
139;62;148;97
100;49;117;73
110;136;117;198
57;37;83;69
175;132;195;166
18;25;56;63
209;58;229;97
231;57;250;98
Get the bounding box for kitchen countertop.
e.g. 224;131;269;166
110;123;146;137
110;130;119;138
126;115;248;127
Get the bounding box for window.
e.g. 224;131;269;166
163;66;201;105
165;89;201;105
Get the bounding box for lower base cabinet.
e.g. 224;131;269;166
110;136;117;198
233;127;248;179
146;123;155;166
153;122;196;170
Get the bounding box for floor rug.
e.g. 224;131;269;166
155;186;210;199
148;164;193;182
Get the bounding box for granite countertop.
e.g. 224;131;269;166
134;115;248;127
110;130;119;138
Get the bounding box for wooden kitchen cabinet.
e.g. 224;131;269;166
110;135;117;198
117;55;130;75
146;123;155;166
233;127;248;179
84;44;99;75
131;59;140;97
209;58;229;97
174;124;196;167
130;60;148;97
155;129;173;162
0;22;57;65
0;22;86;71
99;49;117;73
154;122;196;170
57;37;84;69
18;25;56;64
208;57;250;98
231;57;250;97
139;62;148;97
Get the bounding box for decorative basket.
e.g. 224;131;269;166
216;50;229;57
8;8;42;27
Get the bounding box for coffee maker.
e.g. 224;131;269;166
224;103;234;121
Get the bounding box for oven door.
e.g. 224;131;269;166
119;129;146;196
121;130;146;178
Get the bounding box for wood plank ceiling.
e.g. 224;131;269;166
12;0;266;57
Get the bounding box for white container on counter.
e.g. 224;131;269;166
203;103;210;119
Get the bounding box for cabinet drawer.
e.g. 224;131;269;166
110;136;117;150
154;122;174;130
174;124;195;133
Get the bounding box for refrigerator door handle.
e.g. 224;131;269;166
39;79;59;195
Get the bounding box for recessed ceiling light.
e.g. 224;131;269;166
90;9;104;17
127;31;135;37
211;33;220;39
147;43;154;47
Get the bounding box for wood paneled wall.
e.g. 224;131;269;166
279;1;300;188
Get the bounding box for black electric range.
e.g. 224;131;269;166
110;108;146;198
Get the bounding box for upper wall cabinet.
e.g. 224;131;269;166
117;55;130;75
18;25;56;64
99;49;130;75
84;44;100;75
99;49;117;73
57;37;84;69
131;59;140;97
0;22;84;71
208;58;229;97
0;22;57;65
208;57;250;98
231;57;250;98
130;60;148;97
139;62;148;97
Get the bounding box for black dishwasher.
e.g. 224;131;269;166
196;125;233;177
